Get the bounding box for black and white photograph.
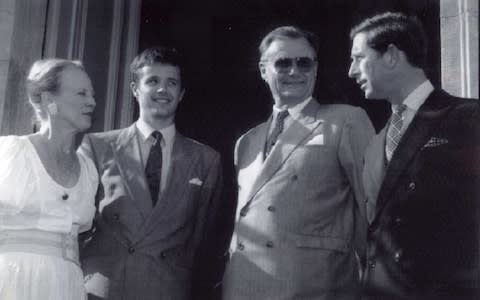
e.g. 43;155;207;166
0;0;478;299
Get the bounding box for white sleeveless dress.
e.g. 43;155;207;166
0;136;98;300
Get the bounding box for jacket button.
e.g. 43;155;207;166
239;207;248;217
394;217;402;225
408;182;416;190
265;241;274;248
267;206;275;212
394;250;402;262
368;258;376;268
291;175;298;181
128;246;135;254
237;243;245;251
160;252;166;259
113;213;120;220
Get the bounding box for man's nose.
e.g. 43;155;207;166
156;83;167;92
288;63;301;75
348;63;357;78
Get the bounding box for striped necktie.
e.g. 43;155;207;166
265;110;289;158
386;104;407;161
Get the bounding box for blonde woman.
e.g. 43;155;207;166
0;59;98;300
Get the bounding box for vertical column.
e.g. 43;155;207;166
440;0;478;98
0;0;16;133
0;0;48;135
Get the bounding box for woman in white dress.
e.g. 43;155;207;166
0;59;98;300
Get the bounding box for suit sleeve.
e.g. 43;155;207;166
338;107;374;269
192;151;225;299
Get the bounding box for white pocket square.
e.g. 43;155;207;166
305;134;324;145
423;137;448;148
189;178;203;186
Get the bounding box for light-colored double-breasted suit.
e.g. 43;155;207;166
79;124;223;300
223;99;374;300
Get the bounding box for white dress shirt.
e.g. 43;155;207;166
391;80;434;136
270;96;313;135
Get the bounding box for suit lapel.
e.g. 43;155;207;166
363;127;388;223
140;133;195;235
113;125;152;220
374;90;455;220
243;100;323;207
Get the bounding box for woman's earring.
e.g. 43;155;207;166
47;103;58;115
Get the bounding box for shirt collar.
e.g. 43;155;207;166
393;80;434;112
136;119;176;146
272;96;312;119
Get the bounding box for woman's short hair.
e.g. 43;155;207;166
26;58;85;121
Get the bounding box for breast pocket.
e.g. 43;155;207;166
293;234;350;253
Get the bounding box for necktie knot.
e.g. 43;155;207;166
276;110;289;125
151;131;163;146
393;104;407;116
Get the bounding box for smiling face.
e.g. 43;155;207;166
259;37;317;108
131;62;185;128
348;32;391;100
49;66;96;132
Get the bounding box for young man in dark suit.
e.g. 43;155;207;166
348;12;480;300
80;46;224;300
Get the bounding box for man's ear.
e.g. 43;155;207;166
259;61;267;81
383;44;400;69
130;81;138;98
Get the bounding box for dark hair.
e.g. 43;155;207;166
130;46;185;86
349;12;427;68
259;26;319;59
26;58;85;121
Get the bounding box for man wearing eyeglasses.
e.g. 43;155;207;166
222;26;374;300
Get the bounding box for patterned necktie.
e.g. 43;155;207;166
265;110;289;158
386;104;407;161
145;131;163;206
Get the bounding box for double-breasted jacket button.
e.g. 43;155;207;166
368;258;376;268
239;207;249;217
408;182;416;191
394;250;403;262
367;226;375;235
128;246;135;254
267;205;276;212
237;243;245;251
265;241;274;248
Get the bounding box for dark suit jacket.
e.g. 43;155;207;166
363;89;480;300
79;124;223;300
223;100;375;300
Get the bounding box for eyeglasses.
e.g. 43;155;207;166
264;57;317;74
